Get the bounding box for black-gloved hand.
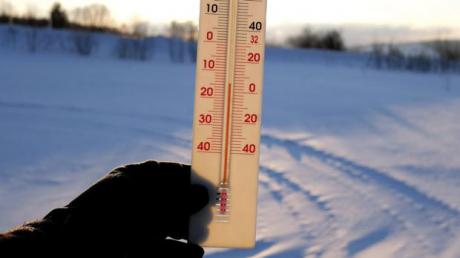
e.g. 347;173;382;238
0;161;209;258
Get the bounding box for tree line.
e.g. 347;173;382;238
0;1;119;34
368;42;460;74
287;27;346;51
0;1;201;62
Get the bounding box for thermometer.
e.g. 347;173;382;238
190;0;267;248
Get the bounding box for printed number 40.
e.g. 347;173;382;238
197;142;211;151
243;144;256;153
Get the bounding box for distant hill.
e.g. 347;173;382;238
0;24;367;66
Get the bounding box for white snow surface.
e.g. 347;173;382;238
1;26;460;257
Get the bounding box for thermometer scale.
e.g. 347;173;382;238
190;0;267;248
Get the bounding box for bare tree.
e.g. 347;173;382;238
368;44;385;69
131;21;149;38
25;3;38;19
113;21;156;61
433;40;460;73
168;22;177;62
386;45;405;69
0;0;16;47
169;21;187;63
70;4;112;28
185;22;198;63
0;0;14;23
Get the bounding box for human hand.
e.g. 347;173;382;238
0;161;209;258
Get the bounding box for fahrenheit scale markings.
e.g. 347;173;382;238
190;0;267;248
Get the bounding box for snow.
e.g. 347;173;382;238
1;26;460;257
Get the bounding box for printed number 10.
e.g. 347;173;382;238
207;4;218;13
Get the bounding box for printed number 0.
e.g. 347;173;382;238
207;31;214;40
249;83;256;93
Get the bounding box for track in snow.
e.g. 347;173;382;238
259;133;460;257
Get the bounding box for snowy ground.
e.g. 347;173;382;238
1;27;460;257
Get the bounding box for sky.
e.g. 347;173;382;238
3;0;460;46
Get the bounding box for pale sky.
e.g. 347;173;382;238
5;0;460;45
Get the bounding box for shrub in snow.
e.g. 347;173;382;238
115;38;151;61
433;41;460;73
367;43;460;74
25;28;38;53
1;26;17;48
385;46;405;70
405;53;433;73
71;31;97;56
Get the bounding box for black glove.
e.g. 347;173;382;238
0;161;209;258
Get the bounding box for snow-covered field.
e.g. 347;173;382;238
1;27;460;257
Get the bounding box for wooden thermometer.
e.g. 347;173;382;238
190;0;267;249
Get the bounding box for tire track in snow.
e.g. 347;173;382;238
260;142;436;257
260;166;347;257
262;134;460;255
257;180;314;256
259;151;432;257
261;167;333;220
262;134;460;227
295;156;431;257
260;147;430;257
